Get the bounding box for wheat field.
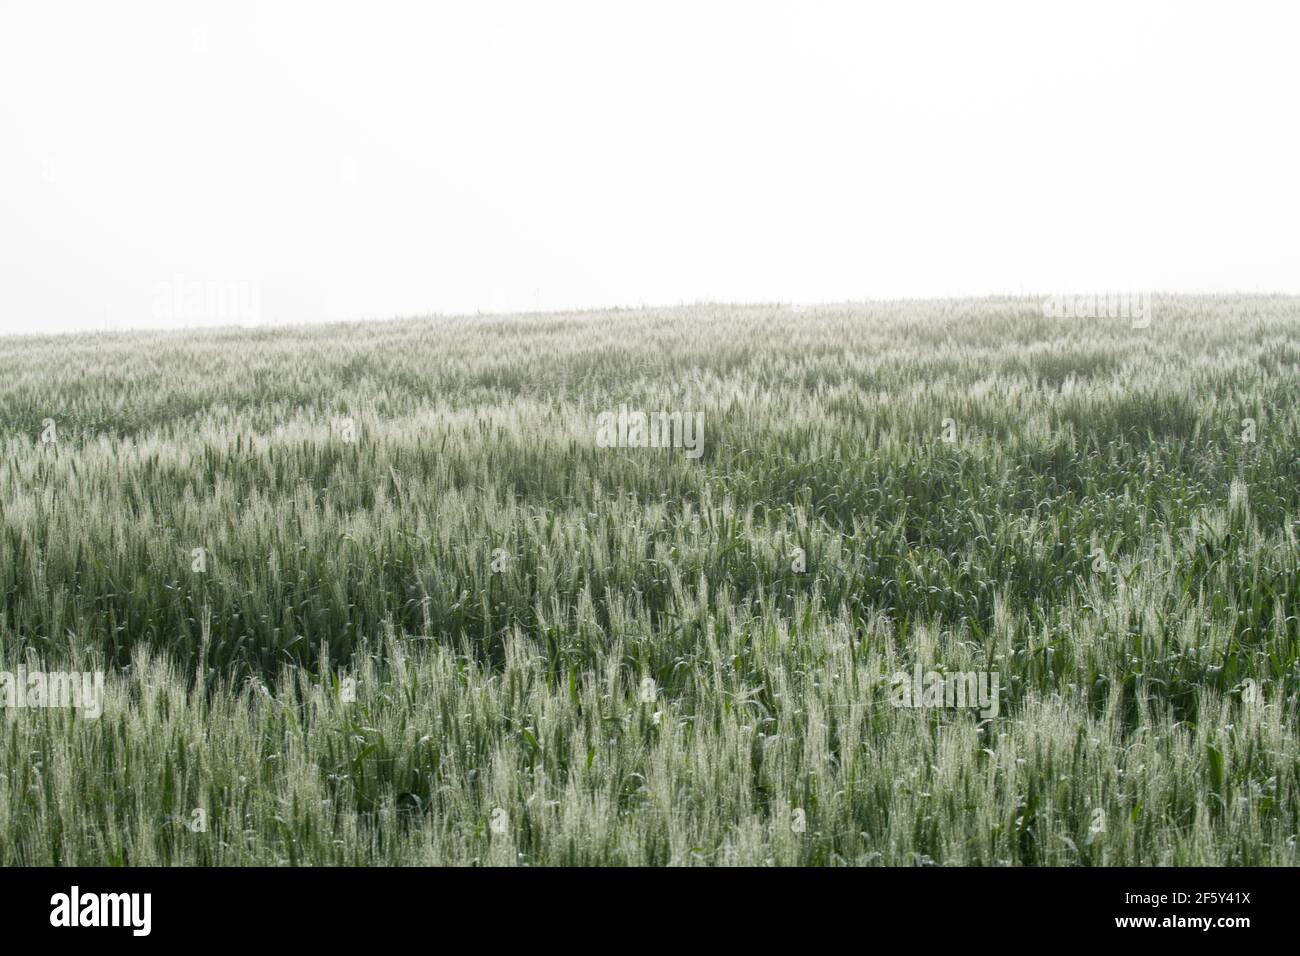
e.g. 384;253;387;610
0;295;1296;865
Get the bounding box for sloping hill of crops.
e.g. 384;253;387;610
0;295;1296;864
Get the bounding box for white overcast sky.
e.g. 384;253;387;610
1;0;1297;334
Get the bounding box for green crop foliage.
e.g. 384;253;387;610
0;295;1296;865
